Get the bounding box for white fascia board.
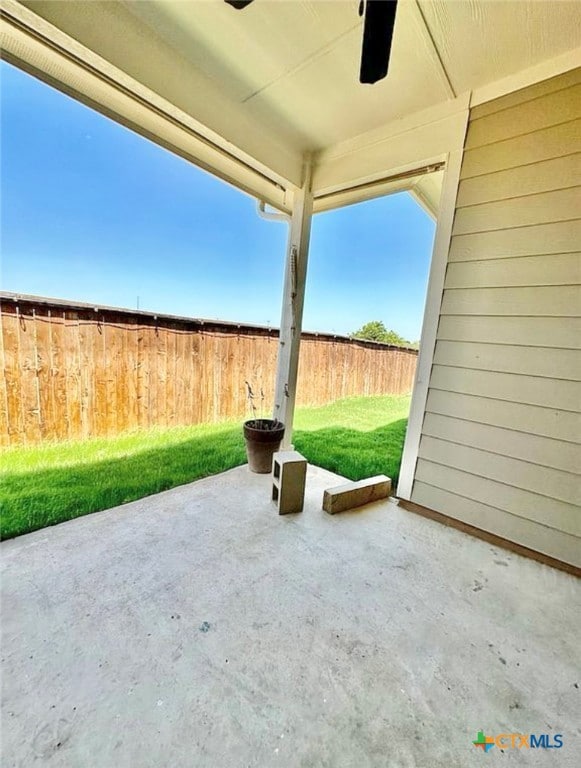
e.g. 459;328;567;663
0;0;296;212
312;93;471;198
312;176;416;214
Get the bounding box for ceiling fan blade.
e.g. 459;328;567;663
224;0;255;8
359;0;398;84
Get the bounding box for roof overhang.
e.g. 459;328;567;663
1;0;295;212
1;0;580;216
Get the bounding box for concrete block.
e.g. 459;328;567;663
272;451;307;515
323;475;391;515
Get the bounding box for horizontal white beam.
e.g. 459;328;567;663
313;177;413;214
312;94;470;197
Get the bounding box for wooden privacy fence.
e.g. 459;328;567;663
0;295;418;446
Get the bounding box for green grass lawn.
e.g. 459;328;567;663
0;394;410;539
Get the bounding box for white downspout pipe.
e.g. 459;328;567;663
256;200;291;224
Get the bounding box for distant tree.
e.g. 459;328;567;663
351;320;410;347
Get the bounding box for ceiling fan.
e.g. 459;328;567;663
224;0;399;85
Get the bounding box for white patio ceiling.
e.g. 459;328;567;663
2;0;580;212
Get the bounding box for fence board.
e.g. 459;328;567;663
164;324;175;427
48;311;67;441
2;306;23;442
174;327;186;427
65;311;82;440
0;298;417;445
125;316;139;431
114;317;127;435
135;323;145;426
91;315;106;437
78;315;92;439
16;308;40;443
0;306;9;447
147;322;159;430
33;308;53;440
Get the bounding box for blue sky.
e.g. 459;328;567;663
0;60;434;341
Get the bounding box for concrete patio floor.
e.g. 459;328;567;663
2;464;579;768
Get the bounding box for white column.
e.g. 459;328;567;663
273;160;313;448
397;144;466;499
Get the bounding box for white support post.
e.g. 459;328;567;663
273;159;313;448
397;136;467;500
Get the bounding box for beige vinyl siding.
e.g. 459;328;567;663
457;154;581;207
421;413;581;474
426;389;581;444
411;69;581;568
418;438;580;510
465;85;581;149
449;220;581;261
459;120;580;178
437;316;581;348
440;285;581;315
445;253;581;289
433;340;580;379
412;482;581;569
469;67;581;119
429;366;579;410
452;187;579;234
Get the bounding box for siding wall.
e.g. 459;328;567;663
411;69;581;568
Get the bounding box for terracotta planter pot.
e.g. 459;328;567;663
243;419;285;474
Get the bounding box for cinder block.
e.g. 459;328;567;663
323;475;391;515
272;451;307;515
